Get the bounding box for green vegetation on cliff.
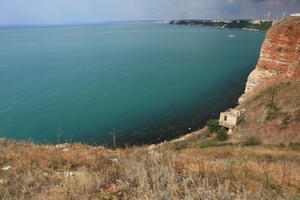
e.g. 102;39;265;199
170;19;273;32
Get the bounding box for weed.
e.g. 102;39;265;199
216;128;228;141
282;114;290;126
243;137;262;146
198;141;218;148
173;142;188;150
296;109;300;121
49;156;67;169
239;117;246;126
289;142;300;151
266;103;285;121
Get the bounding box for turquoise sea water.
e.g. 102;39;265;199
0;23;265;146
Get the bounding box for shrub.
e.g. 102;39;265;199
282;114;290;126
207;120;222;133
199;141;218;149
243;137;262;146
49;156;67;169
173;142;188;151
289;142;300;150
278;143;285;148
266;103;285;121
239;117;246;126
216;128;228;141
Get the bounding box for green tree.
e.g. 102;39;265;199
207;120;222;133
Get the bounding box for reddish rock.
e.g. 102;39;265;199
239;16;300;103
258;16;300;78
235;18;300;144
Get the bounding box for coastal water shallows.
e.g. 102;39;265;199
0;24;265;145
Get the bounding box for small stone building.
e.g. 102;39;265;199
219;109;242;130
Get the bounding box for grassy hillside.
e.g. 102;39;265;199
1;135;300;199
235;80;300;144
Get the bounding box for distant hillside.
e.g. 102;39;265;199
170;19;274;32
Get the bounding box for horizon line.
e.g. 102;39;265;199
0;17;281;28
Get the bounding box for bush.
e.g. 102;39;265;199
266;103;285;121
278;143;285;148
243;137;262;146
173;142;188;151
199;141;218;149
207;120;222;133
216;128;228;141
289;142;300;150
239;117;246;126
49;156;67;169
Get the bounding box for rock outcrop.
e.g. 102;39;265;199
239;16;300;103
234;16;300;144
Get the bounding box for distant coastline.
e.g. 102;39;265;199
169;19;274;32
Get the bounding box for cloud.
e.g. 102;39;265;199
252;0;267;3
0;0;299;25
227;0;236;4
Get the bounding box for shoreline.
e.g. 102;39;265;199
169;19;274;32
171;23;267;33
0;78;247;148
173;24;267;33
0;22;264;148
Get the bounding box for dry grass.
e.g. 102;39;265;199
236;80;300;144
1;138;300;200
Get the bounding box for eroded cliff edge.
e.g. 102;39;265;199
239;16;300;103
235;16;300;144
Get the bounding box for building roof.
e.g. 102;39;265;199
291;13;300;17
223;108;241;117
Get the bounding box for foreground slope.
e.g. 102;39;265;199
1;139;300;200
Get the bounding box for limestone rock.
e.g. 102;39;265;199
239;16;300;103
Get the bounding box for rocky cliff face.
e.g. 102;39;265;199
234;16;300;144
239;16;300;103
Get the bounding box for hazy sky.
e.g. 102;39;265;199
0;0;300;25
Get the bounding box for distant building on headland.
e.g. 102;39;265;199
291;13;300;17
211;19;232;23
251;19;271;24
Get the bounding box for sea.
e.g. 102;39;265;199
0;23;265;146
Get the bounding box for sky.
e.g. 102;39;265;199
0;0;300;25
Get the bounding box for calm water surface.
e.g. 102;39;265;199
0;24;265;145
